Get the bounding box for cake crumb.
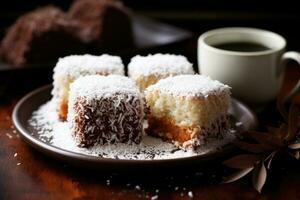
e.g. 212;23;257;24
188;191;193;198
235;122;243;127
135;185;141;190
230;129;236;133
6;133;13;139
151;195;158;200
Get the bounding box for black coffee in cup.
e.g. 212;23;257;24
214;42;270;52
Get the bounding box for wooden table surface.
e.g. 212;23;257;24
0;61;299;200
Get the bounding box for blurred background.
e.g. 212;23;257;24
1;0;300;101
1;0;300;51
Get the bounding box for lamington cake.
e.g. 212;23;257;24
68;75;145;147
145;75;231;149
68;0;134;50
52;54;124;120
0;6;85;67
128;54;194;91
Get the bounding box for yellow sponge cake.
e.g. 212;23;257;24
145;74;231;149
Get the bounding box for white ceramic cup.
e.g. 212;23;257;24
198;27;300;104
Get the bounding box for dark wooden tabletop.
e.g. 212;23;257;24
1;57;300;199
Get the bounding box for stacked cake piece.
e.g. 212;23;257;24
68;75;144;147
128;54;194;91
52;54;124;120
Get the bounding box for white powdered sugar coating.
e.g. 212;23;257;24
128;54;194;77
28;101;236;160
146;74;231;98
68;75;139;102
53;54;124;80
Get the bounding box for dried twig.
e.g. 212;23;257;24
222;99;300;193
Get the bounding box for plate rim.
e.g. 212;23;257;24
12;85;258;166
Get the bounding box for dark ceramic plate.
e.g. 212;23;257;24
12;85;258;170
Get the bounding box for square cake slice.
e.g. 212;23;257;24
68;75;145;147
128;54;194;91
52;54;124;120
145;75;231;149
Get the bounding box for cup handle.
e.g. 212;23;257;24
280;51;300;102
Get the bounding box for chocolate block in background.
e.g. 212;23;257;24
0;6;86;68
0;0;135;68
69;0;134;52
0;0;193;99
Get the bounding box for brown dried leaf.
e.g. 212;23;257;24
265;151;277;169
234;141;274;153
286;102;300;141
277;98;288;122
288;142;300;149
243;131;282;147
223;154;261;169
222;167;254;183
252;162;267;193
274;124;288;141
267;126;279;135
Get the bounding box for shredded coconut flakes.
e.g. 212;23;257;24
28;100;236;160
68;75;139;102
146;74;231;98
128;54;194;77
53;54;124;79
